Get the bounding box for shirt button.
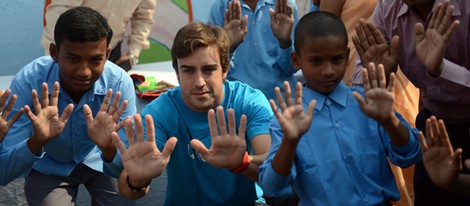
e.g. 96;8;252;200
335;122;341;128
252;22;255;25
254;42;257;47
326;99;331;105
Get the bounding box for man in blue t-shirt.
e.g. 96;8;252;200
113;22;273;206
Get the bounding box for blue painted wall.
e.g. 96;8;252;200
0;0;44;76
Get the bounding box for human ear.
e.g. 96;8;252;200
291;52;302;70
49;43;59;62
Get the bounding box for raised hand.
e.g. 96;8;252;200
190;106;248;170
353;19;399;75
418;116;462;189
25;82;74;153
270;0;294;49
353;63;395;123
113;114;177;185
85;89;128;160
270;81;315;142
223;0;248;52
415;0;459;77
0;89;24;142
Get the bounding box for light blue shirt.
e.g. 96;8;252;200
209;0;299;101
142;81;273;206
0;56;136;185
259;82;421;205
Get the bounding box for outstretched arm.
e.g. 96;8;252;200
353;63;409;147
0;89;23;142
114;114;177;200
270;81;316;176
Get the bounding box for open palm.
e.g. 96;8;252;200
418;116;461;188
415;1;459;76
0;89;23;142
114;114;177;183
190;107;247;170
271;81;316;141
86;89;128;149
270;0;294;48
25;82;73;145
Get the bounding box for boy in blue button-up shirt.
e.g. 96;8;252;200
259;11;421;205
0;7;136;206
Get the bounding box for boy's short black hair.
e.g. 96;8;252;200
294;11;348;54
54;6;113;48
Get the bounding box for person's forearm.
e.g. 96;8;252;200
240;153;268;181
118;170;151;200
27;134;47;154
380;114;409;147
271;138;298;176
100;145;117;163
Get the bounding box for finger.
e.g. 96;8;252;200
465;159;470;171
0;89;11;112
115;116;129;131
370;22;387;44
454;148;462;166
367;63;378;89
111;131;127;155
361;68;371;91
389;35;400;63
83;104;94;126
276;0;280;13
430;116;442;146
418;131;429;153
432;2;445;29
425;117;435;147
437;118;453;152
356;19;370;50
7;108;24;127
443;20;459;43
235;0;241;20
295;82;302;105
124;117;135;146
228;109;236;137
352;91;367;110
208;109;218;138
108;91;122;115
1;94;16;119
145;114;155;144
280;0;286;14
217;106;227;137
41;83;49;108
31;90;41;115
387;72;396;93
162;137;178;160
305;99;316;119
24;105;36;122
190;139;210;157
224;9;229;26
274;87;287;111
134;114;144;143
60;104;74;125
242;15;248;32
284;81;294;107
376;64;387;89
99;89;113;112
113;100;128;123
287;3;293;19
352;36;365;58
363;21;378;46
238;114;247;140
437;3;454;34
50;82;60;106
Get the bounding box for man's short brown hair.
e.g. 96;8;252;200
171;22;230;73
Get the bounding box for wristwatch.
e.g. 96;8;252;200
128;53;139;66
126;175;150;192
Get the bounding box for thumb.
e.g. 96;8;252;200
190;139;209;157
415;23;425;42
464;159;470;171
162;137;178;161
